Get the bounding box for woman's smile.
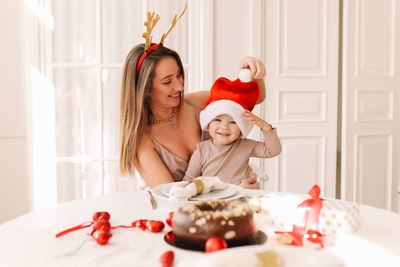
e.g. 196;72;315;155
168;93;180;99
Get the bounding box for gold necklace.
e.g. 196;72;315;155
151;107;176;131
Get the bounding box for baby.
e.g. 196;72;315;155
183;70;282;187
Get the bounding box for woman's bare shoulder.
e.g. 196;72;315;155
185;90;210;109
137;132;155;152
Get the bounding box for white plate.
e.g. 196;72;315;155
151;182;244;202
189;185;237;200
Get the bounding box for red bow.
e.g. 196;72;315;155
276;184;325;248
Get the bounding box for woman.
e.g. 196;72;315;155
120;43;266;188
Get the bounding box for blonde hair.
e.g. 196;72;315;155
119;43;184;176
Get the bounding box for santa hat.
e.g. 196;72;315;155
200;69;259;137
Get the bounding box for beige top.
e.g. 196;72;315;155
183;129;282;185
146;99;210;182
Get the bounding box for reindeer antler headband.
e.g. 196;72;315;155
136;3;187;75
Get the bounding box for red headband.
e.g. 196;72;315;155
136;43;162;75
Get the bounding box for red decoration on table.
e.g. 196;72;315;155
91;218;111;235
295;184;323;232
131;219;149;231
55;221;93;238
146;220;165;232
165;231;176;243
159;250;174;267
112;219;165;232
55;211;111;238
56;211;113;245
92;229;112;245
92;211;110;221
205;237;228;252
165;211;174;227
304;229;324;246
56;211;166;250
275;184;325;248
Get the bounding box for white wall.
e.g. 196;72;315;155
0;0;32;223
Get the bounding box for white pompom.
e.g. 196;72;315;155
238;69;252;83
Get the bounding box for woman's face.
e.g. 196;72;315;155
208;114;241;146
148;56;184;109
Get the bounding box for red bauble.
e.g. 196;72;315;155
165;212;174;227
92;211;110;222
92;219;111;233
159;250;174;267
132;219;148;231
305;229;324;244
205;237;228;252
165;231;176;243
92;230;112;245
146;220;165;232
100;211;110;221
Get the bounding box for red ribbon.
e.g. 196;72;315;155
55;221;93;238
275;184;325;248
296;184;324;232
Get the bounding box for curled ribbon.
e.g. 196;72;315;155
55;221;93;238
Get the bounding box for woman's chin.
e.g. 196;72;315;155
169;97;181;106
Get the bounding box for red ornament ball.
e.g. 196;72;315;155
205;237;228;252
92;218;111;232
165;231;176;243
305;229;323;243
165;212;174;227
92;230;112;245
159;250;174;267
146;220;165;232
92;211;110;222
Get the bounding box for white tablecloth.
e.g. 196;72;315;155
1;191;400;267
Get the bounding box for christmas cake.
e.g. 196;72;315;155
172;199;256;244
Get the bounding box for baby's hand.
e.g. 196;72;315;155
242;110;273;132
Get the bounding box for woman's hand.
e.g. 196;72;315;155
239;57;266;103
239;57;266;80
239;177;260;189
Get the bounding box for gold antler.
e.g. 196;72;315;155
142;12;160;51
159;3;187;44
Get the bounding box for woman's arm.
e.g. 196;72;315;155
243;110;282;158
185;57;267;109
135;135;175;188
239;177;260;189
185;90;210;109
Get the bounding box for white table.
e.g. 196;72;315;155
1;190;400;267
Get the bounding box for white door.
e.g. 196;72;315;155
341;0;400;211
263;0;340;198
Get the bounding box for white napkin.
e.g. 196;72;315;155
169;176;228;202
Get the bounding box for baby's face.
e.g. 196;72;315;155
208;114;241;146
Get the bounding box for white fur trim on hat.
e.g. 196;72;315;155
200;100;254;137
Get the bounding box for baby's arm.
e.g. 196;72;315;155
183;147;203;180
242;110;273;132
242;110;282;157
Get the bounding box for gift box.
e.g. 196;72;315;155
259;190;360;235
